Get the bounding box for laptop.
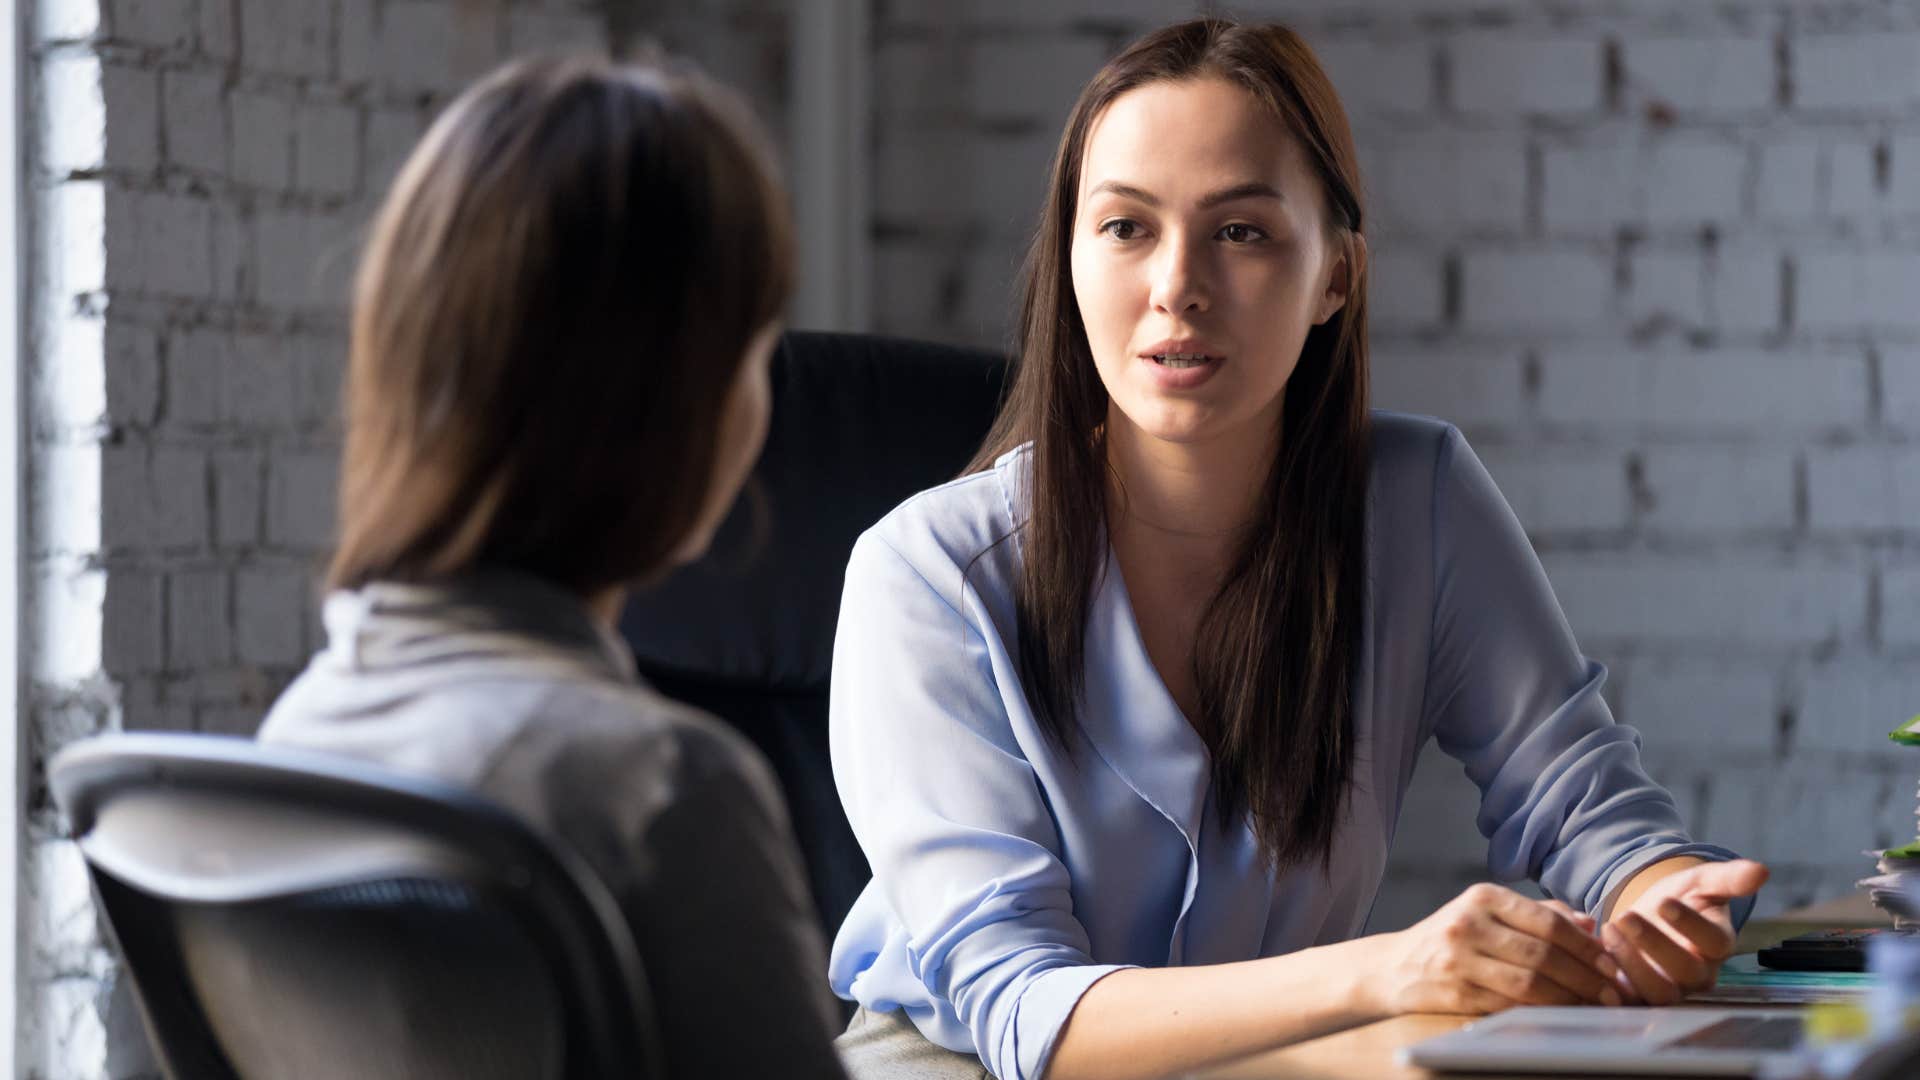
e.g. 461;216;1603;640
1400;1006;1805;1075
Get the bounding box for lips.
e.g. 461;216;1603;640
1136;338;1224;390
1138;338;1224;366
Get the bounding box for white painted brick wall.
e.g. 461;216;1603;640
1450;36;1604;117
295;103;361;197
1793;33;1920;112
1886;348;1920;432
1799;664;1920;756
100;62;158;173
1311;40;1432;116
1623;662;1778;755
239;0;331;79
1365;247;1445;332
1626;250;1707;329
1644;140;1746;226
161;68;225;174
1799;253;1920;333
1887;567;1920;648
212;449;264;548
1757;138;1820;220
1377;133;1529;236
1476;450;1631;534
967;36;1110;126
229;90;294;189
1640;448;1797;535
167;569;234;669
1544;558;1867;647
1711;245;1783;333
1623;36;1774;115
1371;346;1527;429
1806;447;1920;533
1535;347;1870;432
1460;250;1613;331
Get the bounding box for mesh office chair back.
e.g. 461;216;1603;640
49;732;661;1080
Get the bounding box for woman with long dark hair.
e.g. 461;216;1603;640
258;54;845;1078
827;19;1765;1080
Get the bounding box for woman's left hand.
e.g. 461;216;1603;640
1601;859;1770;1005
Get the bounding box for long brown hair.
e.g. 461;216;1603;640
329;53;792;594
967;19;1371;871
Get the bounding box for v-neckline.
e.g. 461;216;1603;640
1104;539;1197;729
1075;540;1215;848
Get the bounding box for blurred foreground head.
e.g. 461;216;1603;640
330;52;793;595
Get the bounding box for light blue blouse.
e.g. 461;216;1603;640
826;412;1746;1080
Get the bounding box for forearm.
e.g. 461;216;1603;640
1603;855;1707;922
1045;934;1386;1080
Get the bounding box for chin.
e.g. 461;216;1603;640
1120;401;1229;445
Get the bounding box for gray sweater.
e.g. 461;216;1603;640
258;570;847;1079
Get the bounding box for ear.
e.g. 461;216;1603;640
1312;231;1366;326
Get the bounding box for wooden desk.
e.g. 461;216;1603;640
1193;896;1891;1080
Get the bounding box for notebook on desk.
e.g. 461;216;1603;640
1400;1006;1805;1076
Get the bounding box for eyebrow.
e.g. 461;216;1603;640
1086;180;1283;209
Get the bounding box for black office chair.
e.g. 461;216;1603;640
621;330;1011;942
49;732;662;1080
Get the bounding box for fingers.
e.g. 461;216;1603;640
1677;859;1770;903
1653;898;1736;962
1603;920;1682;1005
1474;916;1622;1006
1543;899;1598;933
1486;889;1614;976
1459;952;1588;1007
1621;911;1711;988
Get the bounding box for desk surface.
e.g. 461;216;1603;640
1192;894;1890;1080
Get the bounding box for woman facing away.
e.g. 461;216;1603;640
827;18;1769;1080
257;54;847;1079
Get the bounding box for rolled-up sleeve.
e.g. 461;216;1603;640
1421;426;1754;925
831;529;1130;1080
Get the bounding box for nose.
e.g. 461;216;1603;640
1148;234;1210;316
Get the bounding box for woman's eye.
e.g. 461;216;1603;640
1219;223;1267;244
1100;219;1142;240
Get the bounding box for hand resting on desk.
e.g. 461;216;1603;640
1362;882;1624;1015
1601;858;1772;1005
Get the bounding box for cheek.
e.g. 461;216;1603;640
1071;242;1137;337
1232;248;1324;331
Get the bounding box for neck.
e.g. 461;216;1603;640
1103;407;1279;544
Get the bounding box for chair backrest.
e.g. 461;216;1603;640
50;732;662;1080
620;330;1010;940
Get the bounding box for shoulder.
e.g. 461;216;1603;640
1369;409;1463;484
487;678;785;824
1364;411;1515;581
847;442;1029;600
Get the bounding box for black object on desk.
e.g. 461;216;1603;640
1757;927;1913;972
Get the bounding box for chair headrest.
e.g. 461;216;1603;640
619;331;1009;692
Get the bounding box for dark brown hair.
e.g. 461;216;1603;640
329;53;792;594
967;18;1371;871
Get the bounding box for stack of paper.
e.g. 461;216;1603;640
1859;842;1920;925
1864;717;1920;925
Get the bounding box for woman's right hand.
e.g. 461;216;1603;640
1361;883;1624;1016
